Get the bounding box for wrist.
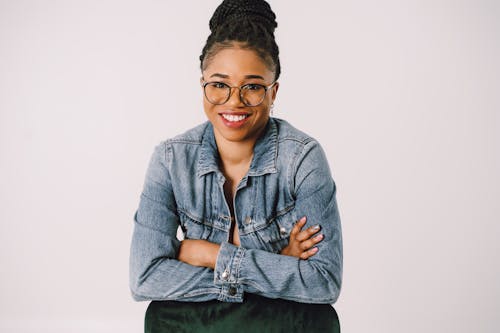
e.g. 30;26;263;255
178;239;220;269
206;242;220;269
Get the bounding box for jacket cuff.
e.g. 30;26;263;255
214;241;245;302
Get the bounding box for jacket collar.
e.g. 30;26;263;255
197;118;278;178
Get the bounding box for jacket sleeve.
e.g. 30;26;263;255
129;142;219;302
214;140;343;304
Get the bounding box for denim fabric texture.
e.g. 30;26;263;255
129;117;343;304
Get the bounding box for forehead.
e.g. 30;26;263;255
203;47;274;81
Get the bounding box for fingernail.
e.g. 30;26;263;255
312;247;319;253
312;224;320;230
300;217;307;223
315;234;324;241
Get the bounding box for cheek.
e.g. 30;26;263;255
202;99;214;116
256;106;271;120
261;97;273;111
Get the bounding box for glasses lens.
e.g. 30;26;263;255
241;84;266;106
204;82;230;105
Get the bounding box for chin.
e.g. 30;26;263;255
220;131;250;143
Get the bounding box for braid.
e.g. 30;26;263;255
200;0;281;81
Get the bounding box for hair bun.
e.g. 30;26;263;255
209;0;277;35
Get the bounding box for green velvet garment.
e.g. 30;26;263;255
145;294;340;333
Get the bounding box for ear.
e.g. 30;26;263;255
271;82;279;102
200;77;206;93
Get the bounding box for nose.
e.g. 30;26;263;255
227;86;245;107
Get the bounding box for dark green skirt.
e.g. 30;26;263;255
145;294;340;333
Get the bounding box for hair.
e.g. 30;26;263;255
199;0;281;81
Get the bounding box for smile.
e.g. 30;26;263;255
221;114;249;122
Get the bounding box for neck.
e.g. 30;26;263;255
215;135;255;168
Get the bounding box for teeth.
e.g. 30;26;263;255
222;114;248;122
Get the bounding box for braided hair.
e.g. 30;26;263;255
200;0;281;81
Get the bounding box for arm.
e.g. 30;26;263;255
224;140;342;303
129;143;219;302
177;217;323;269
178;141;343;304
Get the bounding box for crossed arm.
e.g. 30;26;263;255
130;140;342;303
177;216;324;269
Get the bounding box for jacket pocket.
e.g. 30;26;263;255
256;209;296;253
178;211;213;240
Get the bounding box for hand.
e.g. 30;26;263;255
280;217;323;260
177;239;220;269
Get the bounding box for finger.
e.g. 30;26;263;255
290;217;307;238
299;233;324;251
295;224;321;242
299;247;319;260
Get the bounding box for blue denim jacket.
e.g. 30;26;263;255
129;117;342;304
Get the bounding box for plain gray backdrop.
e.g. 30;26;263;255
1;0;499;332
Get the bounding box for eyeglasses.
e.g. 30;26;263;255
201;80;277;107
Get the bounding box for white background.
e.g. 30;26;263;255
1;0;499;332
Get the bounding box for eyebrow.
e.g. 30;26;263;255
209;73;265;80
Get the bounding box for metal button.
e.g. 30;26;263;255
245;216;252;224
221;270;229;280
280;226;287;235
228;286;237;296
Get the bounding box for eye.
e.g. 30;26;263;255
210;82;227;89
242;84;264;91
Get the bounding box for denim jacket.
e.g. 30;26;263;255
129;117;342;304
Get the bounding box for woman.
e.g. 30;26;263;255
130;0;342;331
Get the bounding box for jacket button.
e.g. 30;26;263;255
245;216;252;224
221;270;229;280
280;226;287;235
228;286;237;296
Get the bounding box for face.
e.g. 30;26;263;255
201;47;279;145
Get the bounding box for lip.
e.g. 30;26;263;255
217;110;250;116
218;112;251;129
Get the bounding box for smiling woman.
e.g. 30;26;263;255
201;47;277;147
129;0;343;331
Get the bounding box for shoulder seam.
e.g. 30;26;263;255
166;138;203;145
277;136;314;145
